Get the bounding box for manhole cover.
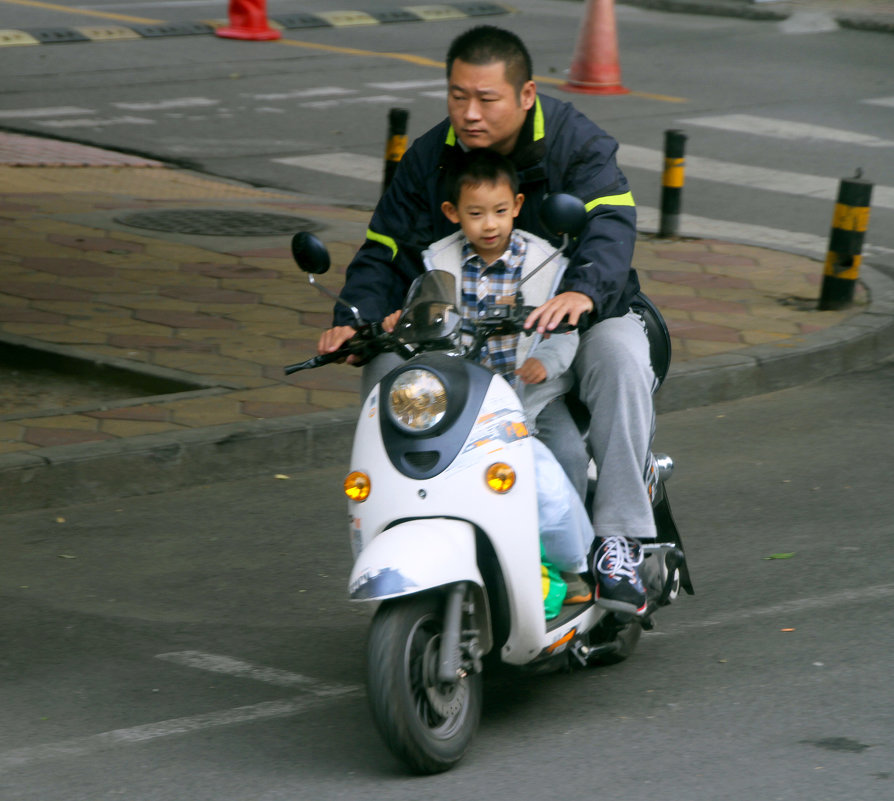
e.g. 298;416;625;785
115;209;323;236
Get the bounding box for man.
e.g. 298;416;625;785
317;25;657;616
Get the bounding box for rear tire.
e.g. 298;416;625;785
367;593;483;774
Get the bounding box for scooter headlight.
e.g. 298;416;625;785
388;368;448;433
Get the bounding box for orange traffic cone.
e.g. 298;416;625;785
216;0;281;41
562;0;629;95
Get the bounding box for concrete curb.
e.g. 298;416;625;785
3;263;893;513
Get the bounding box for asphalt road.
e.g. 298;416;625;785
2;358;892;799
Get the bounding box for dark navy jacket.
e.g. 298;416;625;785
333;92;639;327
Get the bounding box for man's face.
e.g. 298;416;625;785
447;59;536;155
441;178;524;265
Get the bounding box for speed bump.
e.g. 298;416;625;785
0;29;39;46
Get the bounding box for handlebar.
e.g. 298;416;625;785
283;306;588;375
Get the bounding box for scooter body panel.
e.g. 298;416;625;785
348;518;483;601
348;368;552;665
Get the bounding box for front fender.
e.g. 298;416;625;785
348;519;483;602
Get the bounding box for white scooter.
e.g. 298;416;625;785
285;195;693;774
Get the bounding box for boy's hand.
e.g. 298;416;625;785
382;310;401;332
524;291;594;334
516;357;547;385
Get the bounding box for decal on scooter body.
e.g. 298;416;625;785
349;566;418;600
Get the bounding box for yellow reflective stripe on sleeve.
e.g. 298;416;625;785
366;229;399;260
585;191;635;212
533;97;544;141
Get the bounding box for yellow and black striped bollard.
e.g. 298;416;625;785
658;129;687;238
382;108;409;196
819;175;873;310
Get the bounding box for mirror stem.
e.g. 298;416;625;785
307;274;364;327
516;233;569;291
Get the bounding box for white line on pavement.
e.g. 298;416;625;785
38;117;155;129
0;692;359;772
633;205;830;255
654;583;894;636
366;79;445;90
0;106;93;119
113;97;220;111
247;87;357;101
273;152;383;182
155;651;360;695
618;145;894;211
863;96;894;108
678;114;894;148
300;94;409;110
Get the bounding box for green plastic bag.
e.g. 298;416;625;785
541;546;567;620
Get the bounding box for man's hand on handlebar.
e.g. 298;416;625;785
524;291;594;334
317;311;401;365
318;325;358;362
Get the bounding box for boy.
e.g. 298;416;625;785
422;148;593;604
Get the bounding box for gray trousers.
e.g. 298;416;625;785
534;310;658;541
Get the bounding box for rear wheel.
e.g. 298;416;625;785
367;593;483;774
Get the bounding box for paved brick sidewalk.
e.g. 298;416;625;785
0;134;870;459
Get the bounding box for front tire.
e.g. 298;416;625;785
367;593;483;774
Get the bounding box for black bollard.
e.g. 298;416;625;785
382;108;409;196
819;175;873;310
658;129;687;239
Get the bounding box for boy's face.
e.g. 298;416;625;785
442;178;524;265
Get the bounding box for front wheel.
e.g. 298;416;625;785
367;593;483;774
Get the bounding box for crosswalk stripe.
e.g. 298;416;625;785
636;205;829;256
0;106;92;118
678;114;894;148
273;152;383;182
113;97;219;110
619;144;894;211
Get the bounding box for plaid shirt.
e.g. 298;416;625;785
460;229;527;387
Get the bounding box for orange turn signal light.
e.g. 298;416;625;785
485;463;516;494
344;471;371;502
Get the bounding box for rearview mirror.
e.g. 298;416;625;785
539;193;587;239
291;232;331;275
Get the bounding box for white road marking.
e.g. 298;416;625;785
619;144;894;210
155;650;358;695
0;106;93;119
0;693;358;772
273;152;383;182
366;79;445;90
113;97;220;111
636;204;829;255
38;116;155;129
655;583;894;636
864;96;894;108
247;87;357;101
678;114;894;148
778;11;838;34
300;94;409;110
0;652;361;771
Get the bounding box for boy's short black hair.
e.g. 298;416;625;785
446;25;533;96
444;149;520;207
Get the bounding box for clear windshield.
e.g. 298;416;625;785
394;270;462;348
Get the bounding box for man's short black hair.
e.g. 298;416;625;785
444;148;520;207
446;25;533;95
